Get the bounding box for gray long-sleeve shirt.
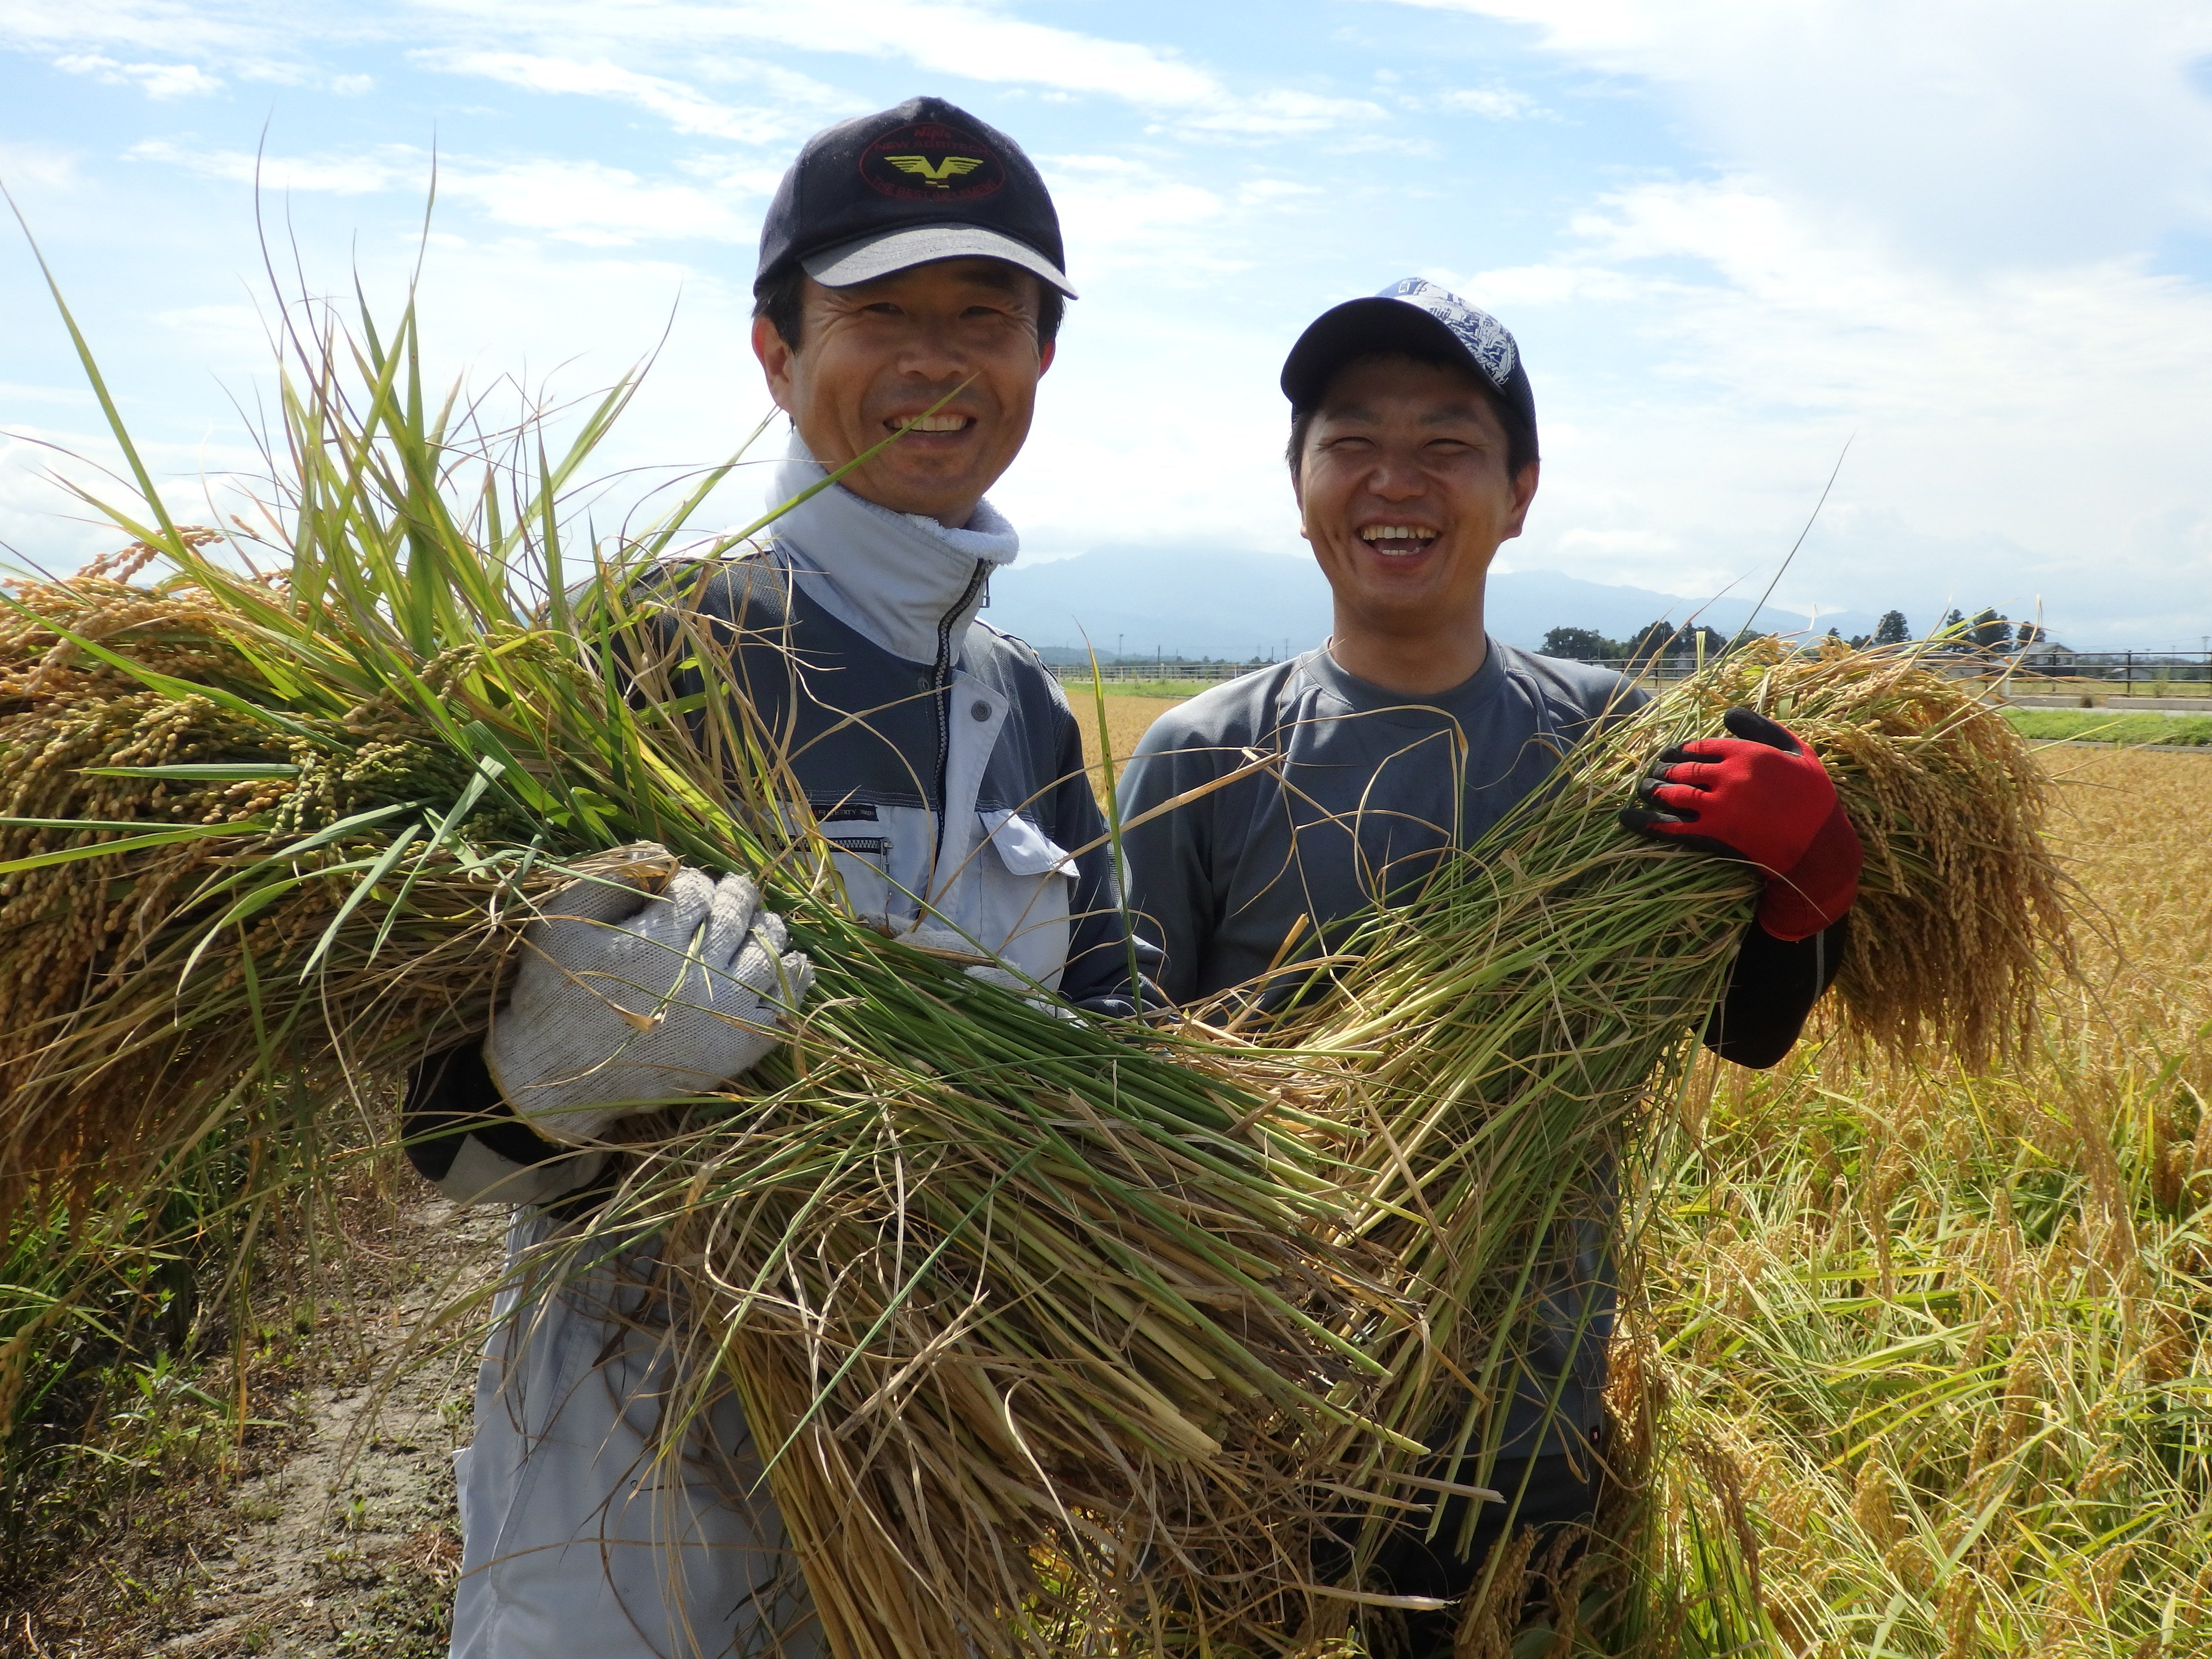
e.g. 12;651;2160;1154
1116;641;1643;1005
1115;640;1646;1465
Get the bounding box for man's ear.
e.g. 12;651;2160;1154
1500;459;1540;540
752;314;798;416
1037;337;1056;377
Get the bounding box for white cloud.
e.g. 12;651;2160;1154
1559;526;1678;556
406;8;1391;141
1433;86;1541;120
127;137;416;195
54;51;224;97
442;158;754;244
0;142;81;191
413;50;848;144
1369;0;2212;267
1178;90;1388;137
12;1;1395;153
397;0;1223;108
1238;178;1322;206
2;0;276;58
123;139;759;243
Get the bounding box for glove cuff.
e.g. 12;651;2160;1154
482;1040;626;1146
1755;800;1863;942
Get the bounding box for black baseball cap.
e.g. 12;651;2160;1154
1281;278;1536;446
755;96;1076;299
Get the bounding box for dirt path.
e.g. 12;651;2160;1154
156;1199;498;1659
12;1199;503;1659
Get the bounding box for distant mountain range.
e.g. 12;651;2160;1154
985;546;1879;662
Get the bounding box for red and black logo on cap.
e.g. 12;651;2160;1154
860;120;1006;201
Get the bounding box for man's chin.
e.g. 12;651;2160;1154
844;457;990;523
1341;571;1452;616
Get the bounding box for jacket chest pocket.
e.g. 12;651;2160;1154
974;809;1075;990
823;834;893;922
814;798;916;928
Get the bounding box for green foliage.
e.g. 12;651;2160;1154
1873;609;1913;647
1969;608;2012;652
1539;624;1735;666
1623;621;1731;663
1;1154;281;1594
1542;626;1620;661
2001;709;2212;745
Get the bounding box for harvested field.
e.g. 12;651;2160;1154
1072;689;1187;796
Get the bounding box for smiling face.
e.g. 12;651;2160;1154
751;257;1055;528
1295;353;1539;688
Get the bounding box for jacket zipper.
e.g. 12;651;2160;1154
931;558;993;865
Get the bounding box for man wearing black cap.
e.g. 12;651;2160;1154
409;97;1146;1659
1116;279;1863;1651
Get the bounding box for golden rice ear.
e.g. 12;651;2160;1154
571;840;680;895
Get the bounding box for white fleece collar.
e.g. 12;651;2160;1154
767;432;1020;668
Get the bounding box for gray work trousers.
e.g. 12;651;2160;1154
449;1212;821;1659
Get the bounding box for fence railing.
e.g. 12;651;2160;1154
1975;650;2212;698
1047;661;1275;686
1547;648;2212;699
1046;650;2212;698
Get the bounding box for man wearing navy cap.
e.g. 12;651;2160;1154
1117;280;1863;1651
409;97;1147;1659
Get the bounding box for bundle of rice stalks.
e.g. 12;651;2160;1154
0;291;1410;1659
2;267;2071;1659
1221;638;2074;1644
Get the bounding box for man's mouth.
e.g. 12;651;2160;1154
1358;524;1440;556
890;412;974;434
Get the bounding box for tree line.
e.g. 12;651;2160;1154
1539;609;2049;664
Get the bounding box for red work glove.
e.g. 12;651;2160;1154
1618;706;1863;941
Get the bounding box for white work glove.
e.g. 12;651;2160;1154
485;855;814;1144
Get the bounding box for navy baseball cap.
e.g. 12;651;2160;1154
755;96;1075;298
1281;278;1535;445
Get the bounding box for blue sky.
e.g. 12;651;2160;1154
5;0;2212;648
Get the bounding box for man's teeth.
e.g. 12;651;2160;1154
902;413;971;433
1359;526;1438;544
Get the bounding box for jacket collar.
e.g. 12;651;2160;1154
768;431;1020;668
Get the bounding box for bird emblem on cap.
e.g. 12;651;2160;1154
882;155;986;188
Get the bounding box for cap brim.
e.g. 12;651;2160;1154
801;225;1077;298
1279;296;1475;407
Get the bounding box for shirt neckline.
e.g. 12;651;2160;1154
1298;637;1510;721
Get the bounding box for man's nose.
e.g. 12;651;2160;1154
895;319;970;380
1365;454;1427;501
